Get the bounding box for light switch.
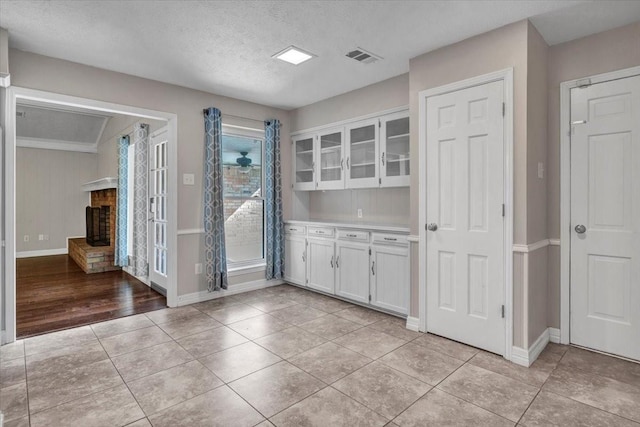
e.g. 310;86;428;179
538;162;544;179
183;173;195;185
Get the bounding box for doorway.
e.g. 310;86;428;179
418;69;514;359
3;87;178;343
566;73;640;361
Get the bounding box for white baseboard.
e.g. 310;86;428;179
511;328;550;367
405;316;420;332
177;278;284;306
16;248;67;258
1;330;6;345
548;327;561;344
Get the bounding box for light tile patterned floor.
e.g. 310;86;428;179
2;284;640;426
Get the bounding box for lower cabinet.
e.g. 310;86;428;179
306;238;335;294
284;222;409;315
335;242;370;304
370;244;409;315
284;235;306;285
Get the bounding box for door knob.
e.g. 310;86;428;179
427;223;438;232
574;224;586;234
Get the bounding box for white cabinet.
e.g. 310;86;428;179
307;238;335;293
291;109;409;191
380;111;410;187
335;241;370;304
370;244;409;315
346;118;379;189
284;235;306;285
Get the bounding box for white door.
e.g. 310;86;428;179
307;238;335;293
380;111;410;188
335;242;370;304
570;75;640;361
316;128;345;190
284;236;306;285
148;127;168;292
346;118;379;189
371;245;409;314
293;134;315;191
426;80;505;355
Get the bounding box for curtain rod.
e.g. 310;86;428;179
202;109;278;125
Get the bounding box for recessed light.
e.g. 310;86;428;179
272;45;316;65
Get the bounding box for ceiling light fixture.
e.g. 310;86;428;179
272;45;316;65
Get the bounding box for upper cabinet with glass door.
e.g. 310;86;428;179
317;127;344;190
346;118;379;189
293;133;315;191
380;111;410;187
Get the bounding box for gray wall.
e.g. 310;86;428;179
16;147;97;253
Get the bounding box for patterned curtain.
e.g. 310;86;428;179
265;119;284;280
203;108;228;291
132;123;149;277
115;135;129;267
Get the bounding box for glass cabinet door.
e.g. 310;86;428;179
381;113;410;187
317;128;344;190
346;119;379;188
293;135;315;191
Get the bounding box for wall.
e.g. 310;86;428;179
289;73;411;226
9;49;291;297
546;22;640;329
0;28;8;78
16;147;96;253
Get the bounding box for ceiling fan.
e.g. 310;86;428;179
236;152;252;173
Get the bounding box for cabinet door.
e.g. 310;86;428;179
293;134;315;191
346;119;379;189
307;238;335;293
335;242;370;304
371;245;409;314
284;236;306;285
317;128;345;190
380;111;410;187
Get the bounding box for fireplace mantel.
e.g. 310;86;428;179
82;177;118;192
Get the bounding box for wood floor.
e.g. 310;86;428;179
16;255;166;338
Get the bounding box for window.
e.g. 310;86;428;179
221;125;265;269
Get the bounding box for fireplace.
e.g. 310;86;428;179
86;205;110;246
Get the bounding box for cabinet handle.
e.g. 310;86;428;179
341;158;344;170
330;255;334;268
371;261;375;276
381;152;385;166
347;234;357;238
302;251;306;262
316;230;324;234
383;237;397;241
347;157;350;169
336;256;340;268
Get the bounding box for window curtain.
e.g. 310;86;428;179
132;123;149;277
115;135;129;267
265;119;284;280
203;107;228;291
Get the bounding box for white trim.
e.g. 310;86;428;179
17;136;98;153
228;264;266;277
405;316;420;331
511;328;550;367
407;235;419;243
512;239;550;253
560;65;640;346
291;105;408;136
177;278;284;306
549;239;560;246
0;330;6;346
16;248;67;258
549;327;561;344
4;86;179;343
0;73;10;88
177;228;205;236
418;68;514;361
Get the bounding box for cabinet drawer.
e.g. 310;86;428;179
337;229;370;243
372;233;408;247
308;226;335;238
285;224;306;235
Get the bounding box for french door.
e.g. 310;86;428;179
148;127;168;292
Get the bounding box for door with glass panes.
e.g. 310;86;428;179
380;112;410;187
346;119;379;188
148;127;168;292
317;128;344;190
293;133;315;191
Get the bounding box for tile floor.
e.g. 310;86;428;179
2;284;640;426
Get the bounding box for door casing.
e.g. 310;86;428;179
559;65;640;346
418;68;514;361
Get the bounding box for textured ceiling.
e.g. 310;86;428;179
1;1;638;109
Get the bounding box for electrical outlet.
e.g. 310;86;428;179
183;173;195;186
39;234;44;241
44;234;49;241
195;263;203;275
357;209;363;218
23;235;29;242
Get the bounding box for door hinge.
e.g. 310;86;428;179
576;78;592;88
369;294;372;302
501;305;505;318
369;248;371;255
379;178;381;185
378;120;381;128
502;204;505;217
502;103;505;117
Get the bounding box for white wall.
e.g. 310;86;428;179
16;147;97;253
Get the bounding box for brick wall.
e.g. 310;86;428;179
90;188;117;249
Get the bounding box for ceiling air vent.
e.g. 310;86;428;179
16;111;26;118
346;47;382;64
